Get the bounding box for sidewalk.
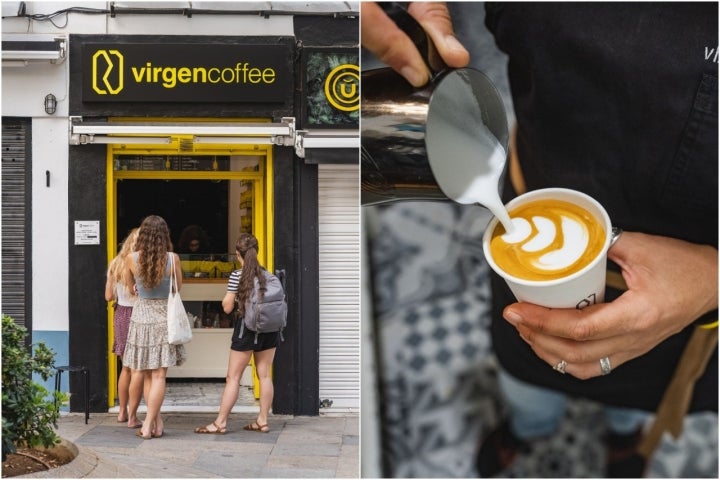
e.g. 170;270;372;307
27;412;359;478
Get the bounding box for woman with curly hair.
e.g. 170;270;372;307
194;232;278;435
123;215;186;439
105;228;143;427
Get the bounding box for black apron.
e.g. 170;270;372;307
485;2;718;412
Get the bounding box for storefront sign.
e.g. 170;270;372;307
82;43;290;103
324;63;359;112
304;50;359;128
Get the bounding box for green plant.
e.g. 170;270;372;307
1;315;65;461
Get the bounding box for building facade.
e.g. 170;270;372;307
1;1;359;415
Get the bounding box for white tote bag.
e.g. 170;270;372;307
167;254;192;345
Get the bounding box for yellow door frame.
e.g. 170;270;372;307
104;128;275;408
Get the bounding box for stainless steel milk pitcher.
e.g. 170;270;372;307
361;3;509;206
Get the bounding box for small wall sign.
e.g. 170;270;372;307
74;221;100;245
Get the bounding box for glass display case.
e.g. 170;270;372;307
179;252;240;279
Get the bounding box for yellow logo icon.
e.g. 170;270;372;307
324;64;359;112
92;50;124;95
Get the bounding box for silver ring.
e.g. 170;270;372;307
553;360;567;374
600;357;612;375
610;227;623;247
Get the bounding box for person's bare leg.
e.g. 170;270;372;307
117;363;130;422
143;372;152;402
196;350;252;433
126;368;144;427
140;367;167;438
253;348;276;431
127;368;145;428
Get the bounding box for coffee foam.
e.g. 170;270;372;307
490;199;605;281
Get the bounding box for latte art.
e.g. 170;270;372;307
489;199;606;281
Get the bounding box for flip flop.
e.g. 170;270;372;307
135;429;152;440
127;421;143;429
243;422;269;433
152;430;164;438
194;421;226;434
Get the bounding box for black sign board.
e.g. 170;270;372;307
82;43;290;103
302;48;359;129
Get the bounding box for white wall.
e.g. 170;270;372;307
1;1;360;37
32;117;70;331
2;31;71;333
2;2;108;34
106;13;292;36
1;60;69;117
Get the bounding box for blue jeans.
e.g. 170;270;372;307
499;369;649;440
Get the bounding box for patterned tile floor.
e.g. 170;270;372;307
365;202;718;478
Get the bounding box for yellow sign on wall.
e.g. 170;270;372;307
84;42;291;103
305;50;359;127
324;63;359;112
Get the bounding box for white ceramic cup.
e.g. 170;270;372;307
482;188;613;309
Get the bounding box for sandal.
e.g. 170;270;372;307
194;421;227;435
243;422;269;433
135;428;152;440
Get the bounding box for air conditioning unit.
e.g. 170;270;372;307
2;34;67;67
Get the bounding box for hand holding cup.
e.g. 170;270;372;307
484;189;718;379
502;231;718;379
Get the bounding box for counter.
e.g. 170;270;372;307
166;278;251;384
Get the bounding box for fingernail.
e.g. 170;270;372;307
504;309;523;325
400;65;428;87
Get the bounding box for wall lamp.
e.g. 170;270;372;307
44;94;57;115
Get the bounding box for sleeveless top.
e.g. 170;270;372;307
133;252;172;299
115;282;137;307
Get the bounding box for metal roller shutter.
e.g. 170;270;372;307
318;163;359;410
2;119;30;328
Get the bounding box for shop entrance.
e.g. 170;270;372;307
106;133;275;409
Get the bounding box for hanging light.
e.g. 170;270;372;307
44;94;57;115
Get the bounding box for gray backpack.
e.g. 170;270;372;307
237;270;287;344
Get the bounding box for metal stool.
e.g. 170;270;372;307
54;366;90;424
